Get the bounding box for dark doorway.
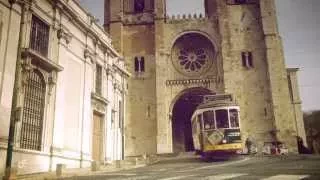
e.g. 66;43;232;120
172;88;213;153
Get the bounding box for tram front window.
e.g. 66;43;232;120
230;109;239;128
216;109;229;128
203;110;215;130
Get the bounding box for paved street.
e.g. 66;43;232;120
60;155;320;180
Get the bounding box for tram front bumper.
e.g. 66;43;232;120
204;143;243;153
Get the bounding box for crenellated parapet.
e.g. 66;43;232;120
165;13;208;23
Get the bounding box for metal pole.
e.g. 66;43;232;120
121;76;125;160
5;0;23;179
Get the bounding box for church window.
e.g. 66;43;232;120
241;51;253;68
20;69;46;151
134;56;145;73
172;33;215;77
30;15;49;57
134;57;139;72
96;64;103;95
134;0;145;13
140;57;145;72
178;48;207;72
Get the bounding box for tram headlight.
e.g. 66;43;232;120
222;139;227;144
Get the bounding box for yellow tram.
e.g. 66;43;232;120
191;94;242;157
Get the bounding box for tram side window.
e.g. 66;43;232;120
216;109;229;128
230;109;240;128
203;111;215;130
197;114;202;131
192;117;197;134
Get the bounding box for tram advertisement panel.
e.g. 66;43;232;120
205;129;241;146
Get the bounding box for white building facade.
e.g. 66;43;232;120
0;0;129;176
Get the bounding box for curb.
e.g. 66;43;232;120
16;160;159;180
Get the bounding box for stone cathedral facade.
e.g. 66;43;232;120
104;0;306;157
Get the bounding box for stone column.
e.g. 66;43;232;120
260;0;298;152
287;68;307;147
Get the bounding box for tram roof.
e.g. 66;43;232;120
196;100;238;109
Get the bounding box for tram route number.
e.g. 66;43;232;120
227;132;240;137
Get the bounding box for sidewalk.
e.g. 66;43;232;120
15;153;196;180
15;155;159;180
14;153;320;180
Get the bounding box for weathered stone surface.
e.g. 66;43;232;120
105;0;303;156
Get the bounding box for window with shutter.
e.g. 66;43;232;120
96;64;103;95
241;51;254;68
30;15;49;57
134;0;145;13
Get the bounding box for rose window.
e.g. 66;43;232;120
172;33;216;76
178;49;207;72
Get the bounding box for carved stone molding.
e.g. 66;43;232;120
113;80;123;92
165;78;217;86
48;72;57;95
21;48;64;72
123;13;155;25
106;64;114;76
57;28;72;44
91;93;108;114
84;49;94;63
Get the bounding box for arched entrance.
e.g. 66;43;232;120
171;88;213;153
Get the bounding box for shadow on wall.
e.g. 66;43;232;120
303;110;320;154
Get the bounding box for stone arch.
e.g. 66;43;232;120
170;87;214;153
170;30;219;53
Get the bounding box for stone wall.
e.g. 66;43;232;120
220;0;275;151
260;0;298;152
122;25;157;156
155;18;224;153
287;68;307;146
0;0;21;151
105;0;303;156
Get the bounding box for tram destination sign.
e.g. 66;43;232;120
203;94;233;103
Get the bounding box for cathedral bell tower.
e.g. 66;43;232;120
104;0;158;54
104;0;160;156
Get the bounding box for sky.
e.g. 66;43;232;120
78;0;320;112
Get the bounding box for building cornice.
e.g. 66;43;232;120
52;0;120;58
112;62;131;78
287;68;300;73
21;48;64;72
